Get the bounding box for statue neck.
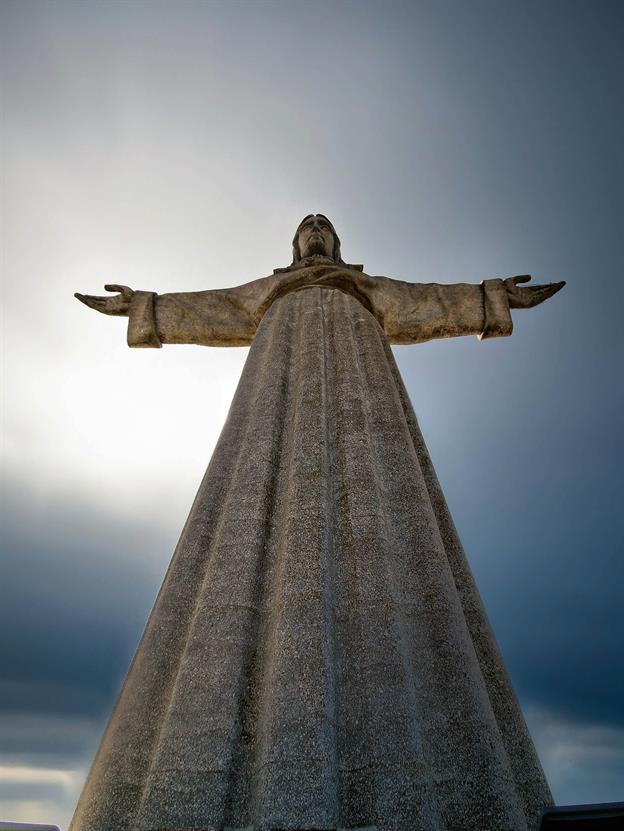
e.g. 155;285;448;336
273;255;364;275
297;254;337;267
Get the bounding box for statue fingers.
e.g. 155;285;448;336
74;292;110;311
104;283;133;296
524;282;565;307
504;274;532;295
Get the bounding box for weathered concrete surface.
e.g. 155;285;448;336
71;287;552;831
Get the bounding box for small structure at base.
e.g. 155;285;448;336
540;802;624;829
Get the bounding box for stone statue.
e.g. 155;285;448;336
72;215;564;831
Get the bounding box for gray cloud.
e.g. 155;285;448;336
528;707;624;805
0;480;172;722
0;713;100;770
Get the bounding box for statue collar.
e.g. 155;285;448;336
273;255;364;275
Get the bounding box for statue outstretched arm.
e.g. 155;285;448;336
376;275;564;344
75;281;265;347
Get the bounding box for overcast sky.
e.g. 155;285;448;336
1;0;622;825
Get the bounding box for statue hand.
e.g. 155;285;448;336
504;275;565;309
74;284;135;316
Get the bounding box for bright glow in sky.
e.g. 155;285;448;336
1;0;622;825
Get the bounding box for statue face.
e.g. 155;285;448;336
296;215;336;259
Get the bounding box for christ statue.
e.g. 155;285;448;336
72;215;564;831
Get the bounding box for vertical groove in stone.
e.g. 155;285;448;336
249;288;338;830
221;289;305;829
380;333;550;829
329;291;377;830
345;296;440;830
364;318;526;829
328;291;447;829
320;287;340;824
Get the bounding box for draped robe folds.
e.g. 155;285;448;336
70;259;552;831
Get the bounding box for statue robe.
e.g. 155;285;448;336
71;259;551;831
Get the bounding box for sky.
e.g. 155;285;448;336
1;0;622;825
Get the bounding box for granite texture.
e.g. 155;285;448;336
71;286;552;831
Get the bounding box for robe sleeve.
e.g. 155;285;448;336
126;287;259;348
377;277;513;345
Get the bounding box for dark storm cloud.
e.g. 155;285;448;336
472;499;623;727
395;324;623;728
0;479;178;822
393;254;623;731
0;479;172;731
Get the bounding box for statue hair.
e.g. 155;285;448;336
291;214;344;264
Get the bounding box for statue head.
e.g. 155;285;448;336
292;214;342;263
